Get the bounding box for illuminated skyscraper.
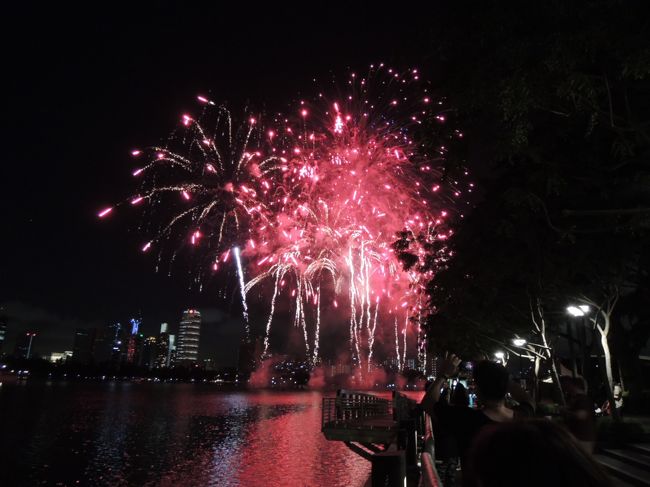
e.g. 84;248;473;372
176;309;201;364
126;318;144;364
168;334;176;366
93;322;125;364
130;318;141;335
154;328;175;369
142;336;158;369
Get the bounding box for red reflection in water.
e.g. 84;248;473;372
152;390;370;487
235;392;369;487
1;385;382;486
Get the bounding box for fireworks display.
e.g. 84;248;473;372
100;64;470;371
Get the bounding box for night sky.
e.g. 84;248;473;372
2;3;438;363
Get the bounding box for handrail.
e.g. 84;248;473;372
420;452;442;487
419;412;441;487
423;412;435;459
321;390;442;485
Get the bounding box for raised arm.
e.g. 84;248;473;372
420;353;461;412
507;377;536;413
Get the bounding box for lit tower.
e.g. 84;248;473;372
126;318;143;364
155;323;172;368
176;310;201;364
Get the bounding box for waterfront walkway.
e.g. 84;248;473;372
596;442;650;487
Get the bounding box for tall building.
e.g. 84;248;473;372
141;336;158;369
154;333;168;368
110;322;125;363
427;355;439;379
154;330;177;368
126;334;144;364
125;318;144;364
93;325;112;363
151;322;174;368
72;328;96;364
168;334;176;366
176;309;201;364
50;351;73;363
93;322;125;364
130;318;141;336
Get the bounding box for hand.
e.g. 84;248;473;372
440;352;461;378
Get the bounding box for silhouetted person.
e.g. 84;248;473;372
451;382;469;407
421;354;535;467
436;382;470;486
463;419;614;487
561;376;596;452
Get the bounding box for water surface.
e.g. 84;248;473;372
0;383;371;486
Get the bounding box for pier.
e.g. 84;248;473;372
322;390;441;487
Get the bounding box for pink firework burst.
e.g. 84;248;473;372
101;65;469;370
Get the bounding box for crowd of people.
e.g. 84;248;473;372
420;353;614;487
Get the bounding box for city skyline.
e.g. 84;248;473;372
1;306;241;367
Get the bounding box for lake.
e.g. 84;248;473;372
0;383;371;486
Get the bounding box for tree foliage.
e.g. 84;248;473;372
398;1;650;405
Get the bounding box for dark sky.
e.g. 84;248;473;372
1;2;437;363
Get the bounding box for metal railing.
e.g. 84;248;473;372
320;390;442;486
322;391;392;428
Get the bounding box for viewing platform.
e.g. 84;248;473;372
321;389;440;487
322;390;397;444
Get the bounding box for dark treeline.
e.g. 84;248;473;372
396;0;650;415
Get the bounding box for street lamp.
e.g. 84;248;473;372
511;338;527;382
512;338;527;347
567;305;590;317
567;306;584;317
566;304;591;378
494;351;506;366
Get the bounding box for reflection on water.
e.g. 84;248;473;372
0;384;370;486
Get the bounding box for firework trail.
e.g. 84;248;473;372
233;246;250;341
99;64;469;370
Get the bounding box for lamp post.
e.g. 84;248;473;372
25;332;36;359
512;338;527;382
566;305;590;378
512;338;527;347
494;351;505;366
566;305;589;317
